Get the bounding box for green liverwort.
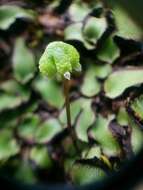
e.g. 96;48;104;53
39;41;81;152
39;41;81;80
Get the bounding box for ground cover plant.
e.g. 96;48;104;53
0;0;143;186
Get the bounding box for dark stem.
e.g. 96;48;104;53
63;79;79;153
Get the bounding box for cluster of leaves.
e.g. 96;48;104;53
0;0;143;186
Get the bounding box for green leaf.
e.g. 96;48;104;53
0;96;38;128
59;98;82;126
89;115;120;156
75;99;95;142
33;76;64;108
129;119;143;153
130;95;143;120
35;118;62;143
30;147;52;168
64;23;84;42
0;80;30;111
68;3;89;22
18;114;40;141
97;36;120;63
81;65;101;97
65;16;107;50
113;5;143;40
131;125;143;154
64;23;94;50
0;129;19;160
59;98;95;142
117;107;129;126
13;38;35;84
0;80;30;100
94;64;112;79
81;64;111;97
82;146;101;159
0;93;22;111
0;5;34;30
83;17;107;44
14;161;36;183
71;163;105;185
104;68;143;98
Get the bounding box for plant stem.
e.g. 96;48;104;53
63;79;79;153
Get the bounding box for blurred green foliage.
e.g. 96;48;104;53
0;0;143;186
